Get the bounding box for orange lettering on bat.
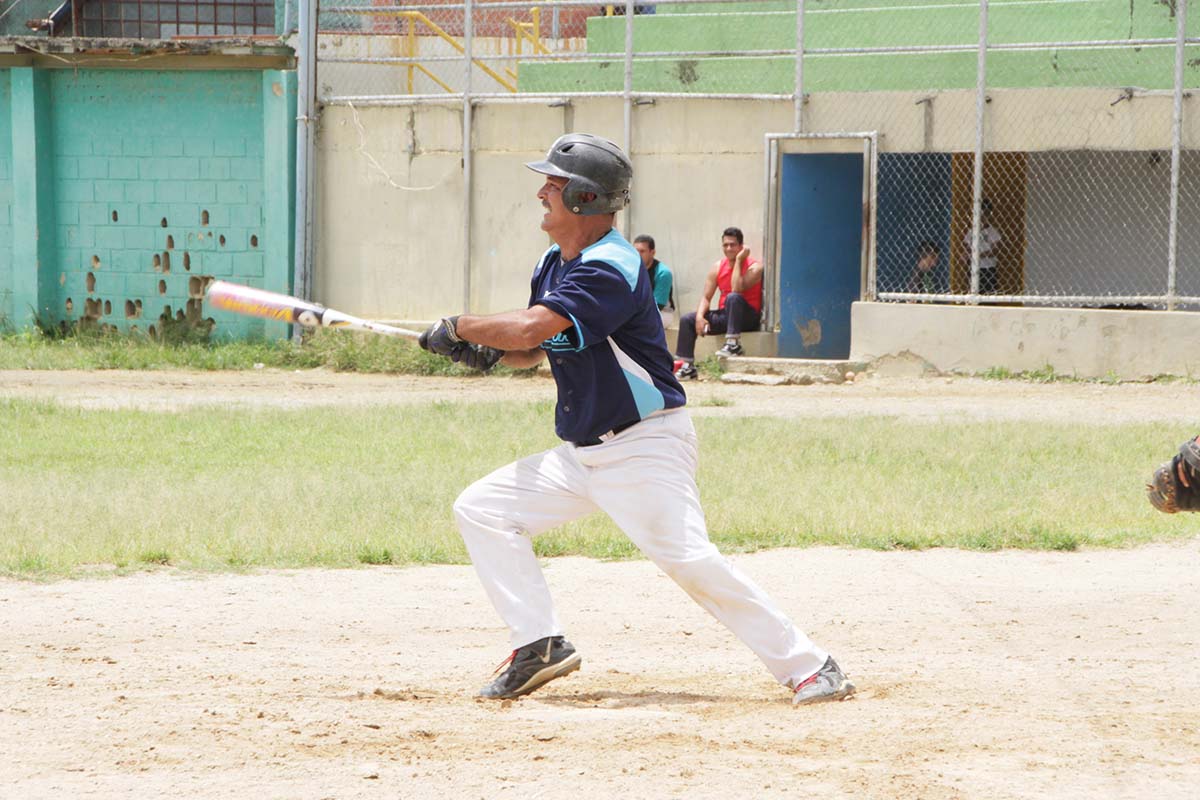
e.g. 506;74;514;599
210;295;295;322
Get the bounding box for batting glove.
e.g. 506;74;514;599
418;316;462;357
454;344;505;372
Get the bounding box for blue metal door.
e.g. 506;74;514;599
777;153;864;359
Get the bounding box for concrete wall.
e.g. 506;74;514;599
0;64;296;337
850;300;1200;380
316;89;1200;325
315;97;792;321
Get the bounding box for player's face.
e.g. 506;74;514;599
721;236;741;260
537;176;571;235
635;241;654;268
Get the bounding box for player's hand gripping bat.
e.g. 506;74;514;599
205;280;422;340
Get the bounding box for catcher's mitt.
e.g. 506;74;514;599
1147;437;1200;513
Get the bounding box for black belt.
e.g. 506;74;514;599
575;419;639;447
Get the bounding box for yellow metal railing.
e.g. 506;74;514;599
397;10;517;93
505;6;551;82
331;6;560;95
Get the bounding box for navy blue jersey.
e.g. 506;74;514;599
530;228;687;443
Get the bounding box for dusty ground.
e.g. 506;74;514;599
2;369;1199;799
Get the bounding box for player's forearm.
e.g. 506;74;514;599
456;308;565;351
500;348;546;369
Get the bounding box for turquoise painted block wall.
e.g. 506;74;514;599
1;67;297;339
0;72;11;328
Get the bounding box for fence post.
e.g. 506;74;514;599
462;0;474;313
1167;0;1187;311
292;0;318;315
969;0;988;299
794;0;804;133
623;0;635;239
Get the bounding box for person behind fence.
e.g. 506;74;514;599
673;226;762;380
961;198;1002;294
905;240;943;295
634;234;675;328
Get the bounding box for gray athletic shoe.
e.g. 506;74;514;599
674;362;699;381
791;656;856;706
715;340;744;357
478;636;581;700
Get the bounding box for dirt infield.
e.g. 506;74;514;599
3;370;1199;798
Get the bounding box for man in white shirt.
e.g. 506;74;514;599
962;198;1002;294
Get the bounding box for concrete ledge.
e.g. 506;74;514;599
850;301;1200;380
719;356;867;385
663;328;777;359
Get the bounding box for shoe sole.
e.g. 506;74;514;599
792;678;856;707
485;652;582;700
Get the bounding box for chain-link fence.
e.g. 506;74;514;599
307;0;1200;311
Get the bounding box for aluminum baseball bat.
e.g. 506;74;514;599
205;280;422;340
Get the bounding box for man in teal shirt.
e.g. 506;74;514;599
634;234;675;327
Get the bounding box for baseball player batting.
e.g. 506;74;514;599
418;133;855;706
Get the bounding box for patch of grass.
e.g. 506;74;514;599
357;545;395;565
0;328;536;377
696;355;724;381
1;400;1194;578
698;396;734;407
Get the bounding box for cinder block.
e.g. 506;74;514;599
107;248;141;272
122;183;155;204
58;181;94;203
139;205;169;227
229;204;262;227
122;227;156;249
203;205;230;227
229;157;261;180
167;204;197;226
110;202;138;224
78;202;110;226
155;183;187;203
217;182;248;204
123;138;155;157
93;180;124;201
167;159;200;181
55;203;80;225
183;138;215;157
153;139;184;157
214;138;246;157
91;136;122;156
199;158;231;180
54;157;79;179
203;251;233;275
232;252;264;278
185;182;218;203
139;159;171;181
94;227;124;250
77;158;109;180
108;158;139;180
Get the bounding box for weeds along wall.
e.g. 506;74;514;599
0;62;296;339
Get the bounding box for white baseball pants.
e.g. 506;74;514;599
453;408;828;688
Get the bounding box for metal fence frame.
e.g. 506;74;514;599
300;0;1200;315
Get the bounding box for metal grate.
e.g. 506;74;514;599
76;0;276;38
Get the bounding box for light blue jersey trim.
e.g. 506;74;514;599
581;229;641;292
608;336;666;419
543;311;585;352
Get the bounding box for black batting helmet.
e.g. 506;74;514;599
526;133;632;215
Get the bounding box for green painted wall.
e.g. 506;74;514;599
520;0;1200;93
0;67;296;338
0;72;11;328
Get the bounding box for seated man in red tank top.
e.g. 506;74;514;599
673;226;763;380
